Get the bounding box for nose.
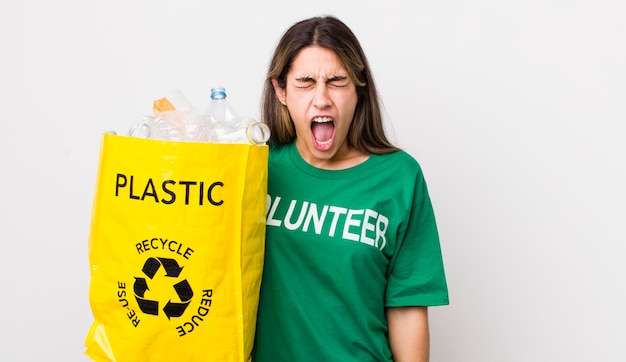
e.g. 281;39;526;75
312;84;331;109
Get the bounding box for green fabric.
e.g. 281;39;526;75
253;142;448;361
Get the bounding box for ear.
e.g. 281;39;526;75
272;78;287;106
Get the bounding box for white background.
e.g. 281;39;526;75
1;0;625;361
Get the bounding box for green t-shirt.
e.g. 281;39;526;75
253;142;448;362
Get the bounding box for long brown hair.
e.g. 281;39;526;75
261;16;399;154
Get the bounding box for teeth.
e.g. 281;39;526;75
313;117;333;123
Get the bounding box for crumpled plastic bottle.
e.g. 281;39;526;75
127;87;270;144
198;86;270;145
128;113;187;141
128;90;192;141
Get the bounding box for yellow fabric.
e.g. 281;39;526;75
85;134;268;362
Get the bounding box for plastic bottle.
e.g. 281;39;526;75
128;114;186;141
199;86;270;145
244;118;271;145
204;86;240;124
164;89;206;142
128;89;193;141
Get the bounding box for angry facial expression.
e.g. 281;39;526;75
273;46;361;169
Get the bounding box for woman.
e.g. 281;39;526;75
253;16;449;361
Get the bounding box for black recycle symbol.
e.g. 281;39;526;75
134;257;194;319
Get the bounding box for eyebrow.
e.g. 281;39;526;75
327;75;348;82
294;75;348;82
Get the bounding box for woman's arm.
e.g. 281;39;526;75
386;306;430;362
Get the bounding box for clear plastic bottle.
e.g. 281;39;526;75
128;113;186;141
164;89;203;142
244;118;271;145
128;89;193;141
199;86;270;145
204;87;240;125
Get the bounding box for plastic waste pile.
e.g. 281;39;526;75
127;87;270;145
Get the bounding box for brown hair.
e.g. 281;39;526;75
261;16;399;154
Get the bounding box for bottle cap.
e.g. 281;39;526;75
210;87;227;100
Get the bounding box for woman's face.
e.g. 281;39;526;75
273;46;359;169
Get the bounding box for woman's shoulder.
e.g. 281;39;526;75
373;150;424;174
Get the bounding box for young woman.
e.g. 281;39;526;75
253;16;449;362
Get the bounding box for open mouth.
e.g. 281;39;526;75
311;117;335;150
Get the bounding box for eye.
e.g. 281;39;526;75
294;77;314;89
328;76;350;88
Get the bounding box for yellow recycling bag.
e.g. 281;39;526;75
85;134;268;362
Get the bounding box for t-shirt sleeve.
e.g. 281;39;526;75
385;168;449;307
